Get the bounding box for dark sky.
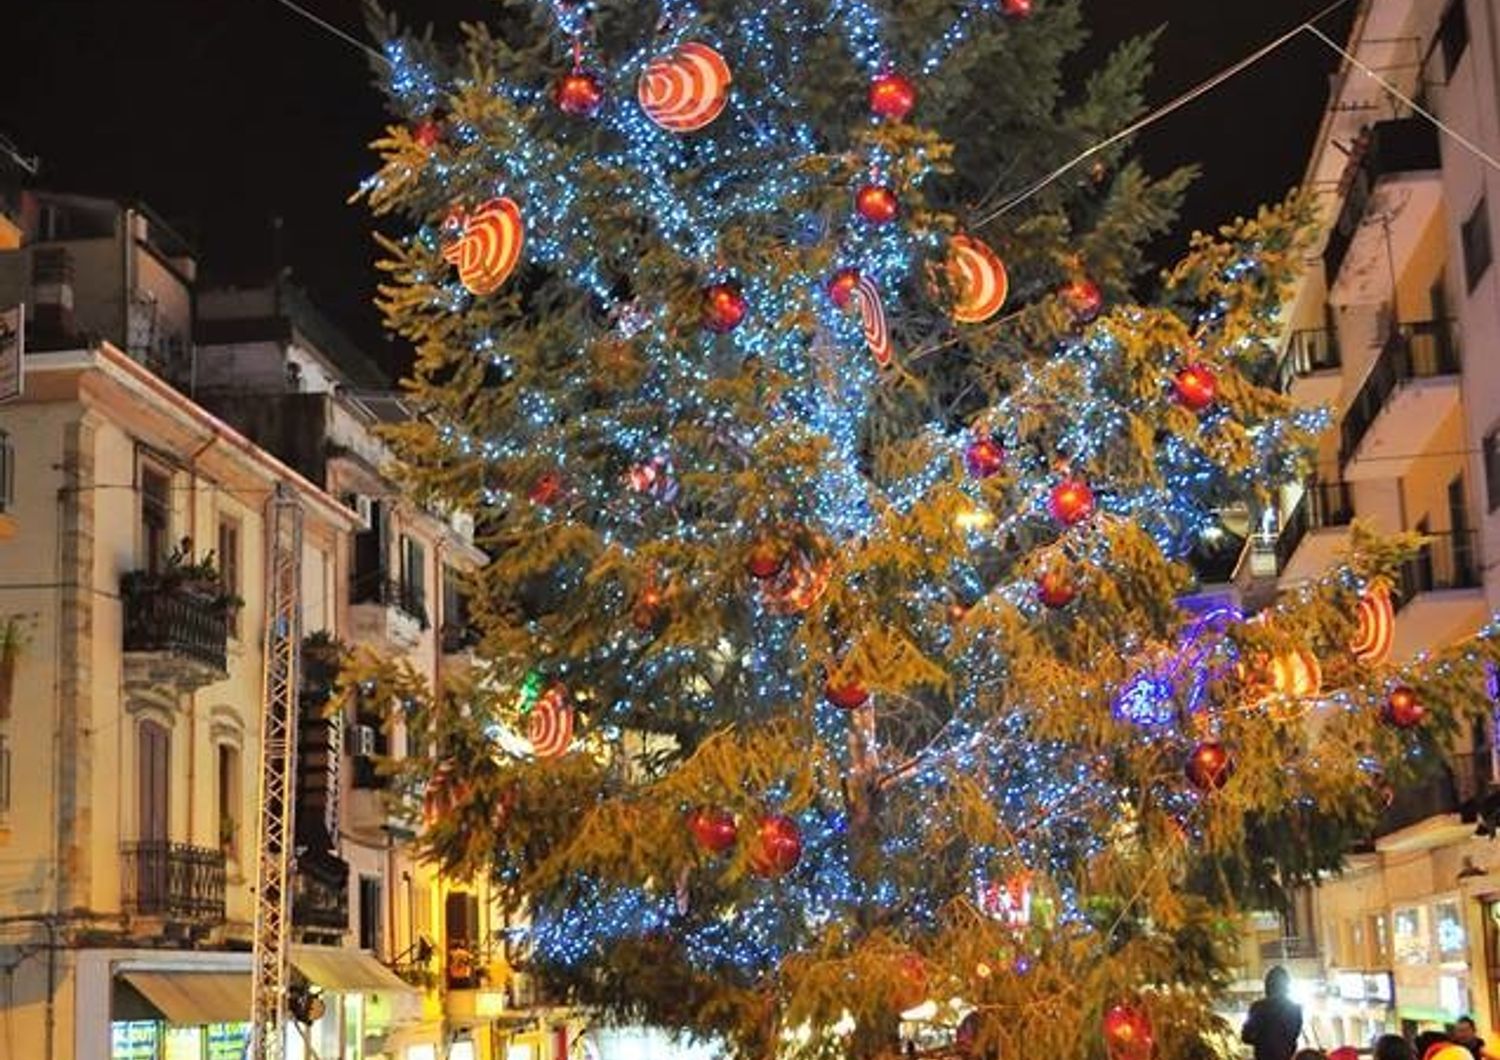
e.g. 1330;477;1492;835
0;0;1353;376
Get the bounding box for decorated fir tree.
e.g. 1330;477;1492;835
354;2;1499;1058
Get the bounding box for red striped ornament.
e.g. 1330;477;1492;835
947;235;1008;324
1269;648;1322;697
638;42;731;132
527;684;574;759
849;274;893;370
1350;585;1394;665
442;198;524;296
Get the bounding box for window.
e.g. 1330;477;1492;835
0;734;10;815
1439;0;1470;80
138;720;170;844
400;535;427;623
1486;429;1500;512
358;875;383;954
140;464;171;573
217;744;240;860
217;517;241;637
1463;196;1492;291
0;430;12;514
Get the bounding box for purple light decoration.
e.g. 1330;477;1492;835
1111;604;1244;727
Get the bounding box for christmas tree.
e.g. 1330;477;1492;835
356;3;1499;1058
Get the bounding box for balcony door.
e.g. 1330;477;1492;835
1450;475;1477;583
352;500;386;604
137;720;170;910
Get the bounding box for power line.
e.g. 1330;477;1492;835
266;0;388;66
974;0;1357;226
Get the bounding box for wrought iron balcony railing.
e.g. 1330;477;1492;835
350;572;429;629
120;840;227;924
1275;481;1355;572
119;575;230;673
1396;530;1480;606
1340;320;1459;468
1277;328;1341;393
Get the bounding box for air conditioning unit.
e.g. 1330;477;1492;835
351;724;378;757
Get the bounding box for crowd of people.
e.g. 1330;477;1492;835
1244;968;1498;1060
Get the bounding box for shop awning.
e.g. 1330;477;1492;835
118;971;252;1025
290;946;417;995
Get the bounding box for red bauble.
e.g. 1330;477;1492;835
855;184;900;224
869;71;917;121
1060;277;1103;323
1102;1005;1154;1060
824;679;871;711
999;0;1033;17
828;267;861;309
1037;569;1076;609
965;436;1005;479
749;814;802;877
1049;478;1095;526
687;807;738;854
413;119;443;149
555;70;606;117
1384;686;1425;729
1173;364;1217;411
528;472;563;506
745;540;787;580
702;282;748;333
1185;741;1234;792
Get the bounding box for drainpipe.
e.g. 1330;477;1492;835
184;431;221;848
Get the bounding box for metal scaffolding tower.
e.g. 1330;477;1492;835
248;483;304;1060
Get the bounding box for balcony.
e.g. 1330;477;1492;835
120;841;227;925
120;574;230;697
1339;321;1461;480
1326;118;1443;305
1390;531;1486;659
1276;481;1355;584
1278;328;1342;408
292;850;350;942
348;574;427;653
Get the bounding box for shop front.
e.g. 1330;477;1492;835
1392;898;1475;1032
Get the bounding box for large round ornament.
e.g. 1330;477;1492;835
1049;478;1095;526
869;71;917;121
527;683;574;759
442;198;525;296
1037;568;1076;609
1173;364;1217;411
947;235;1009;324
745;539;787;580
687;807;738;854
1060;277;1103;324
965;436;1005;479
1351;585;1395;664
855;184;899;224
702;282;748;333
1185;740;1233;791
824;678;871;711
1102;1004;1154;1060
748;814;802;877
555;69;606;117
828;267;861;309
1384;686;1424;729
638;42;732;132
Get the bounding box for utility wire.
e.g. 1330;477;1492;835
974;0;1357;226
1305;25;1500;177
267;0;388;66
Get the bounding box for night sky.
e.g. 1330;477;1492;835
0;0;1354;376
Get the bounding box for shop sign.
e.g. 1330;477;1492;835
1335;972;1367;1000
207;1023;250;1060
1366;973;1394;1003
111;1021;159;1060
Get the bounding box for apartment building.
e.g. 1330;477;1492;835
1227;0;1500;1046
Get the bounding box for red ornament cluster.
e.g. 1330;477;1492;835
412;118;443;149
824;678;870;711
1102;1005;1154;1060
1185;740;1234;792
745;539;787;580
855;184;900;224
1060;277;1103;324
1036;568;1076;609
702;282;748;333
1173;363;1218;411
869;71;917;121
1384;686;1424;729
555;69;606;117
528;471;563;506
828;267;861;309
687;807;738;854
1049;478;1095;526
748;814;803;877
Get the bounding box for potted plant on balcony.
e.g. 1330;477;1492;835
120;538;243;617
